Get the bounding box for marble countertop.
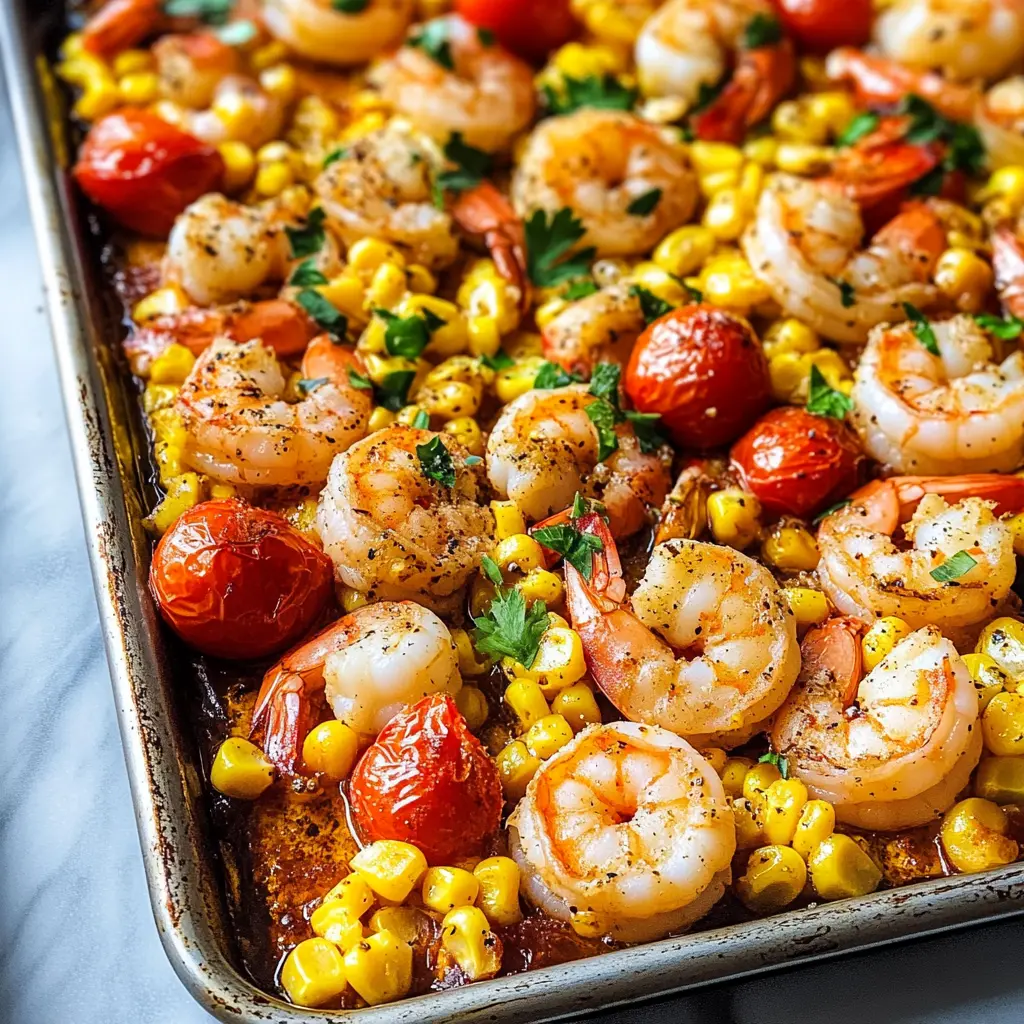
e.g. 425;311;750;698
1;67;1023;1024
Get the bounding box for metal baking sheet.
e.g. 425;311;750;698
3;1;1024;1019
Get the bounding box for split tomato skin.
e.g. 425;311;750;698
625;305;771;450
730;406;866;519
455;0;577;60
150;499;334;660
349;694;503;866
773;0;873;52
73;109;224;237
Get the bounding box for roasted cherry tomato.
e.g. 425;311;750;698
150;499;333;660
349;694;502;865
73;109;224;237
625;305;771;450
456;0;577;61
730;406;865;518
773;0;872;52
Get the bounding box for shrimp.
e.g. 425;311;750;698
81;0;162;58
376;15;536;153
511;110;699;259
151;31;240;110
742;174;944;343
635;0;796;143
485;385;671;537
251;601;461;772
851;315;1024;475
816;475;1024;630
565;514;800;748
175;334;371;487
314;125;459;270
315;425;494;610
772;619;982;831
262;0;415;66
978;77;1024;169
993;218;1024;319
508;722;736;943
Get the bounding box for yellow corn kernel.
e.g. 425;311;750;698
210;737;274;799
791;799;836;860
364;261;406;310
805;348;851;389
515;568;562;610
703;187;752;242
368;407;396;433
315;274;367;327
689;140;744;177
67;74;120;122
419;380;480;421
707;487;761;549
251;39;289;71
441;906;501;981
344;930;413;1007
367;907;425;945
742;762;782;807
981;165;1024;209
700;747;728;775
281;938;348;1008
496;740;541;801
452;627;492;678
524;714;575;760
455;685;489;730
442;416;484;456
144;473;203;535
495;357;546;404
504;678;550;730
808;834;882;899
762;525;819;573
260;63;297;103
117;70;159;105
721;757;754;798
982;691;1024;756
630;261;691;305
322;873;375;919
763;318;820;358
762;777;810;847
302;720;360;781
310;902;364;952
505;627;587;695
550;682;602;733
940;797;1019;874
535;298;568;330
731;796;765;849
132;285;189;324
470;575;497;619
392;403;427;427
349;238;406;278
808;91;857;137
934;247;994;312
736;845;807;913
975;616;1024;679
363;352;419;388
149;343;196;386
217;141;256;194
338;585;369;615
254;160;293;198
155;439;185;487
349;841;428;903
111;48;153;76
975;755;1024;805
399;295;468;357
143;383;179;415
652;225;717;278
1005;513;1024;557
743;136;779;168
861;616;912;672
467;316;503;358
494;533;546;574
771;99;829;144
698;253;772;311
963;653;1010;710
768;351;808;402
782;587;830;630
776;143;836;176
474;856;522;926
486;501;524;545
422;867;480;914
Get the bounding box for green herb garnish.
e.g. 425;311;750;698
974;313;1024;340
930;550;978;583
481;349;515;371
285;208;326;259
565;279;599;301
837;112;879;147
630;284;674;325
162;0;233;25
532;523;604;581
332;0;369;11
412;409;430;429
624;410;668;453
296;289;348;341
758;752;789;779
416;435;456;488
215;18;255;45
435;132;493;195
542;74;638;116
472;587;551;667
588;362;621;403
289;258;328;287
375;370;416;411
902;302;939;355
626;188;663;217
347;367;372;390
323;147;347;168
812;499;851;525
742;13;783;49
409;20;454;70
481;554;504;587
806;364;853;419
585;398;619;462
828;277;856;309
525;208;597;288
296;377;328;395
375;307;447;359
534;361;581;389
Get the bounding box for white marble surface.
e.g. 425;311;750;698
1;66;1024;1024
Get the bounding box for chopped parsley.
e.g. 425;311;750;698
296;377;328;395
930;550;978;583
758;752;789;779
902;302;939;355
481;349;515;371
408;21;454;70
375;369;416;411
974;313;1024;340
375;307;446;359
322;147;347;168
285;207;326;259
296;289;348;341
534;361;581;389
565;278;599;300
480;554;504;587
525;208;596;288
837;112;880;147
288;258;328;287
629;284;674;325
416;435;456;488
909;165;946;196
412;409;430;429
542;74;638;116
898;95;985;175
588;361;621;402
742;13;783;49
624;410;669;453
435;132;493;195
812;499;851;525
829;277;856;309
532;523;604;581
332;0;369;11
684;283;704;303
347;367;372;390
626;188;663;217
473;586;551;667
806;364;853;419
161;0;233;24
693;80;725;114
572;492;604;519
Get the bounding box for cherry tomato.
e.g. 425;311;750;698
625;305;771;450
456;0;577;61
730;406;865;519
73;109;224;237
349;694;502;865
150;499;333;660
773;0;872;52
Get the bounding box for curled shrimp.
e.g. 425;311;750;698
176;334;371;487
817;475;1024;631
565;514;800;748
508;722;736;943
742;174;944;343
251;601;461;772
993;216;1024;319
772;618;981;831
635;0;796;143
978;77;1024;169
851;314;1024;475
377;15;536;153
80;0;163;58
485;385;671;537
315;424;494;610
512;110;699;259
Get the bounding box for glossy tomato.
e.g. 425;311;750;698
773;0;872;52
150;499;333;660
730;406;865;519
456;0;577;61
349;694;502;865
625;305;771;450
73;109;224;237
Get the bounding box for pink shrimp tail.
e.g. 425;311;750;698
992;226;1024;320
251;666;324;773
850;473;1024;528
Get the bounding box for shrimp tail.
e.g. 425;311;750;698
81;0;163;57
992;225;1024;320
799;616;866;708
850;473;1024;527
250;666;327;773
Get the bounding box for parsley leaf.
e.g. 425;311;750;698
684;283;704;303
589;362;621;403
930;550;978;583
408;21;454;70
332;0;369;10
758;752;789;779
375;370;415;411
296;289;348;341
629;284;674;325
837;112;879;147
481;554;504;587
481;349;515;371
626;188;663;217
828;277;856;308
974;312;1024;340
525;208;596;288
533;523;604;581
693;80;725;114
375;307;446;359
806;364;853;419
323;147;347;168
812;499;851;525
585;398;620;461
289;258;328;287
416;435;456;488
624;410;668;453
565;278;599;300
742;12;783;49
412;409;430;429
435;132;493;195
542;74;638;116
472;587;550;667
897;95;985;175
347;367;372;390
902;302;939;355
534;361;581;389
296;377;328;395
910;165;946;196
162;0;233;25
285;208;326;259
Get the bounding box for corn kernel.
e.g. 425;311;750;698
731;796;765;849
132;284;189;323
975;616;1024;679
419;380;480;421
368;406;396;432
455;685;489;730
339;584;369;614
504;678;550;729
489;500;526;542
775;143;835;175
975;755;1024;805
963;652;1010;710
467;316;503;358
762;525;819;573
764;318;820;358
422;867;480;914
310;902;364;952
518;567;564;608
322;873;375;919
495;357;546;404
496;740;541;801
524;714;575;760
782;587;830;630
148;343;196;386
806;348;851;389
762;777;810;847
981;165;1024;208
442;416;484;456
742;762;782;807
344;930;413;1007
349;238;406;278
143;383;179;414
771;99;829;144
441;906;502;981
452;627;492;678
254;160;293;198
364;261;407;310
144;473;203;535
721;757;754;798
689;140;744;176
743;136;779;167
260;63;297;103
494;533;546;574
505;627;587;695
367;907;425;945
550;682;602;733
934;247;993;312
470;575;497;619
251;39;289;71
118;70;159;104
861;616;912;672
400;295;468;357
703;188;751;241
982;691;1024;756
1006;513;1024;557
111;49;153;76
707;487;761;549
700;747;728;775
701;252;773;311
302;720;359;781
281;938;348;1008
808;834;882;899
807;91;857;136
350;841;428;903
217;140;256;193
940;797;1019;873
791;799;836;860
404;263;437;294
736;845;807;912
210;737;274;799
474;856;522;926
75;79;120;121
652;225;717;278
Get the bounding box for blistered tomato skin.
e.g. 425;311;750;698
730;406;865;519
625;306;771;450
455;0;577;61
774;0;873;52
73;109;224;237
349;694;503;866
150;499;333;660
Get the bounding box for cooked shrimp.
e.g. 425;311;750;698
508;722;736;942
851;314;1024;474
81;0;162;58
978;77;1024;169
151;31;240;110
993;217;1024;319
772;618;982;830
817;475;1024;630
511;110;699;259
742;175;944;343
485;385;671;537
314;125;459;269
316;425;494;610
176;334;371;487
565;514;800;748
376;15;536;153
262;0;415;66
251;601;461;772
